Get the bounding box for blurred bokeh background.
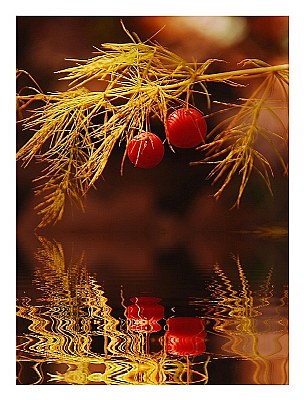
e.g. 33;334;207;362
16;16;288;293
16;16;288;88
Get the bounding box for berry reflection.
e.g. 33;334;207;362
16;236;287;385
127;297;164;333
166;317;206;357
16;236;210;385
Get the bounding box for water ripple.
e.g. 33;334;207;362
16;236;288;385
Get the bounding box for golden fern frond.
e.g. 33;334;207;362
33;139;89;228
16;25;288;227
192;70;288;207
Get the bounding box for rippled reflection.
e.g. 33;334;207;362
16;236;288;385
207;256;288;384
16;236;210;384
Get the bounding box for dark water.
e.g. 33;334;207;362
16;226;288;385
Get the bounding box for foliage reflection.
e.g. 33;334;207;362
16;237;209;384
16;236;288;384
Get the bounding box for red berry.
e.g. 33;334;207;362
127;132;164;168
165;107;207;148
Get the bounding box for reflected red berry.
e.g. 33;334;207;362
127;297;164;333
127;132;164;168
165;317;206;356
165;108;207;148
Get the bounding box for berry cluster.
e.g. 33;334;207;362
127;108;207;168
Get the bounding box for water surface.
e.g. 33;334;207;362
16;227;288;385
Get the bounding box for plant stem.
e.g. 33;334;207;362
17;65;289;102
151;63;289;93
197;64;289;82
